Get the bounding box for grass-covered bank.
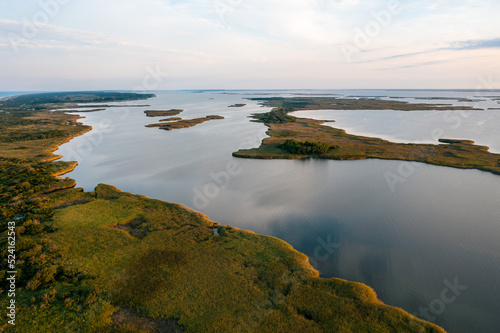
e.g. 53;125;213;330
1;92;445;332
233;97;500;175
247;97;481;111
46;184;445;332
143;108;225;131
144;109;184;117
146;115;225;130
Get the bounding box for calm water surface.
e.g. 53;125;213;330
55;90;500;333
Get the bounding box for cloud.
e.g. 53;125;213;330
0;18;127;50
1;0;499;89
378;60;447;71
355;50;438;64
0;18;230;62
450;38;500;50
353;36;500;65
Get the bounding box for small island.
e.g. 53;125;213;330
228;103;246;107
233;97;500;176
144;109;184;117
159;117;183;122
146;115;225;130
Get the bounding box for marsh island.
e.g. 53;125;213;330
233;97;500;176
144;109;184;117
146;115;225;131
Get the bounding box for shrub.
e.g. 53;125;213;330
254;109;296;123
279;139;337;155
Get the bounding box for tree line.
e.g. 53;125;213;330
279;139;338;155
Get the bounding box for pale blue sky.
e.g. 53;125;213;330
0;0;499;90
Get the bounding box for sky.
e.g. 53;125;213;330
0;0;499;90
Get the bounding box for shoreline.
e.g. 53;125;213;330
146;115;225;130
233;98;500;176
289;108;500;154
0;92;446;332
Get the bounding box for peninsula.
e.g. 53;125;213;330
233;97;500;176
248;97;480;111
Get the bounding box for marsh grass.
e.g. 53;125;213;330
0;93;446;332
249;97;480;111
144;110;184;117
43;184;445;332
234;98;500;175
146;115;224;131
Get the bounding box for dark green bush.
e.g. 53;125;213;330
254;109;296;123
279;139;337;155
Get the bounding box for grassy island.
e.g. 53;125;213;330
159;117;183;122
233;98;500;175
0;92;445;332
146;115;225;131
246;97;481;111
144;109;184;117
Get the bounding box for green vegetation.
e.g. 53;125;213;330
0;92;446;332
0;91;154;109
253;108;296;123
249;97;481;111
44;184;444;333
159;117;183;122
234;98;500;175
279;139;336;155
2;129;68;143
0;92;150;333
146;115;224;131
144;109;184;117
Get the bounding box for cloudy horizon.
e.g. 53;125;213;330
1;0;499;91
